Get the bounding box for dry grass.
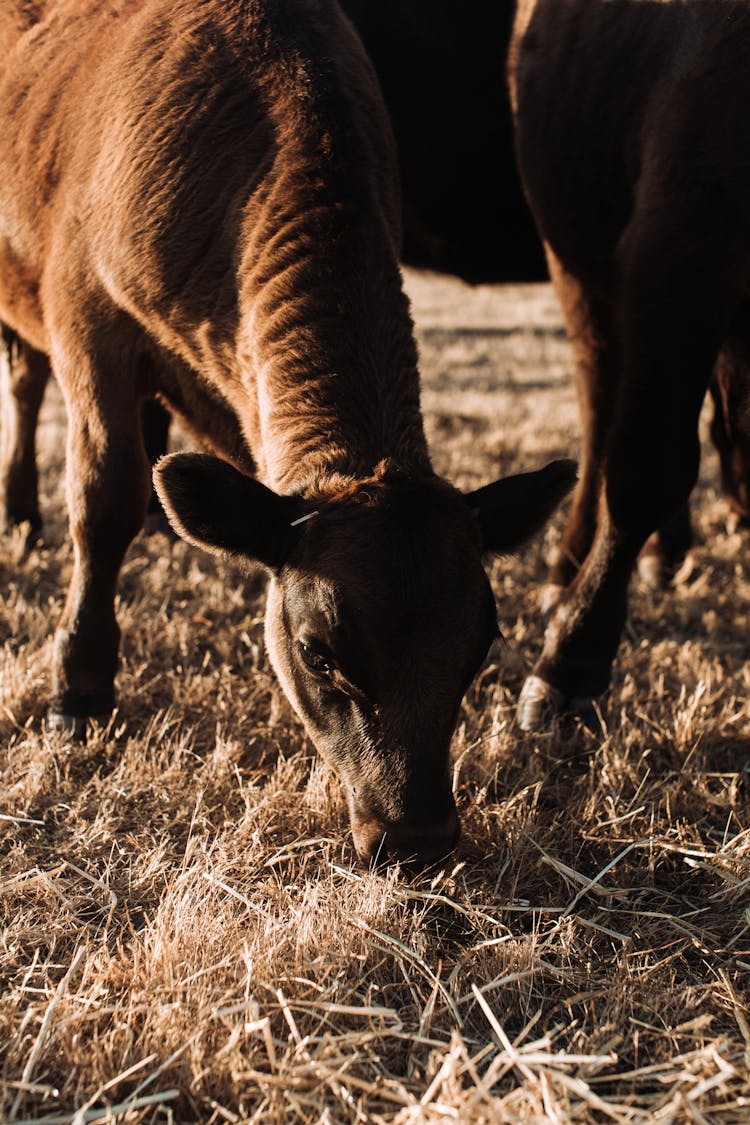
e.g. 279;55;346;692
2;270;749;1123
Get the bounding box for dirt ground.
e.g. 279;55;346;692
2;269;749;1123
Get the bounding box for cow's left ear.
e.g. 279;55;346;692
466;459;577;553
153;453;304;570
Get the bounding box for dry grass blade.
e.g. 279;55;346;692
10;947;87;1119
348;915;463;1025
11;1088;179;1125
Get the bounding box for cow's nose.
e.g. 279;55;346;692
352;802;460;869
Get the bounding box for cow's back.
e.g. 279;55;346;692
512;0;750;289
0;0;400;357
341;0;546;282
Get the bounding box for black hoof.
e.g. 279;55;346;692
562;697;603;737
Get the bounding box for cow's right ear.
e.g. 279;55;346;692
153;453;304;570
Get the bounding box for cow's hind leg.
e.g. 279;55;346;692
0;323;51;540
638;499;693;588
640;340;750;589
518;237;727;730
49;323;151;733
710;346;750;529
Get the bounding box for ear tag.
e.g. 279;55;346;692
290;510;319;527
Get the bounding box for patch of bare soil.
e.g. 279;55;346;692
1;270;749;1123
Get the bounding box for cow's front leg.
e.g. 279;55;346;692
519;497;642;729
49;339;151;733
519;253;724;730
520;453;702;729
0;324;51;540
519;434;707;731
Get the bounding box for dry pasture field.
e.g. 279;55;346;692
2;269;750;1123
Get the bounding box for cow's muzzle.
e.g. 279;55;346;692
350;799;459;869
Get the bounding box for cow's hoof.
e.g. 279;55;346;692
47;712;89;740
517;675;601;733
727;509;750;534
517;675;566;731
1;516;42;553
637;551;666;589
46;712;111;741
539;583;565;617
564;696;602;736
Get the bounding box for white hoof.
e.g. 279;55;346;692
637;552;664;590
516;675;566;732
46;712;110;740
517;676;601;733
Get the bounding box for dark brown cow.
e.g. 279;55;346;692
510;0;750;729
0;0;575;864
339;0;546;283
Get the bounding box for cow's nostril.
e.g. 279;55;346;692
352;804;460;869
351;817;389;867
387;812;460;869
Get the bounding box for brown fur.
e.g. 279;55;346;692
510;0;750;728
0;0;574;863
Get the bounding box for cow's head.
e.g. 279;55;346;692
154;455;576;867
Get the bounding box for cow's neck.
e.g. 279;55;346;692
240;202;432;496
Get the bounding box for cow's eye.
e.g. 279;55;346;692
299;640;335;676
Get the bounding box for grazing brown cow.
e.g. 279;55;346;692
110;0;550;536
0;0;575;864
510;0;750;730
